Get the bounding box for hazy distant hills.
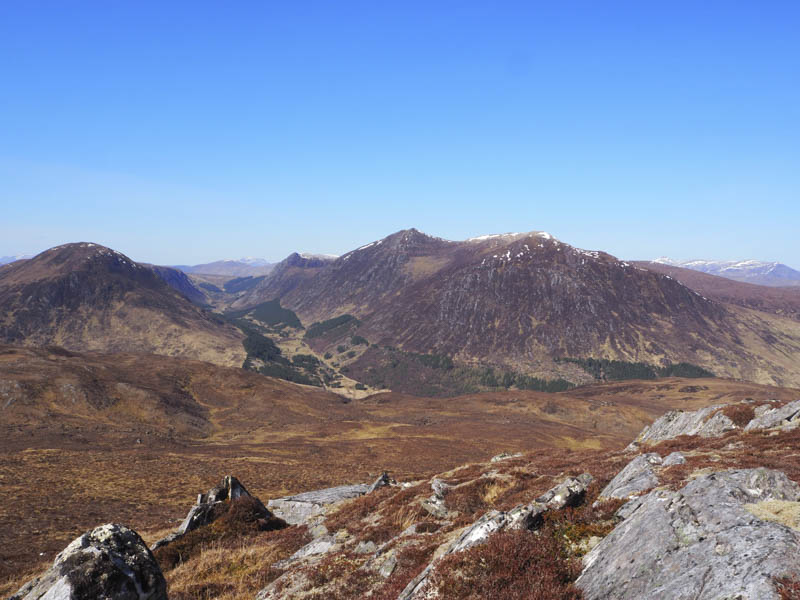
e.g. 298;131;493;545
234;229;800;387
0;243;245;366
174;258;276;277
652;257;800;287
637;261;800;321
0;254;33;265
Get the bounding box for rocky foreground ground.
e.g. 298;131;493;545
8;399;800;599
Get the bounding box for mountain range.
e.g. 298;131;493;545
223;229;800;387
652;257;800;287
3;232;800;391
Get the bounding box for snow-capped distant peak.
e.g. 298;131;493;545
465;231;555;243
0;253;34;265
237;257;271;266
466;232;522;242
650;257;800;286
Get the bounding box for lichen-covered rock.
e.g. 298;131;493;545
576;468;800;600
662;451;686;466
745;399;800;431
596;453;662;502
627;405;732;448
11;524;166;600
490;451;522;463
267;483;371;525
398;473;593;600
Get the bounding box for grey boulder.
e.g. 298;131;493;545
627;405;735;448
267;483;371;525
11;524;166;600
576;468;800;600
596;453;662;502
745;399;800;431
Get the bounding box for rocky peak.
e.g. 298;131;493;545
280;252;332;269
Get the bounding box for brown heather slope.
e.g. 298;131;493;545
232;228;800;387
636;260;800;321
1;343;797;590
0;243;245;366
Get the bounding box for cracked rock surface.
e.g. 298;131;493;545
576;468;800;600
10;524;166;600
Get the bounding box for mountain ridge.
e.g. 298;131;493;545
229;228;800;388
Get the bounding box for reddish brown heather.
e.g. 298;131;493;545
776;576;800;600
719;403;756;427
424;528;583;600
153;496;287;570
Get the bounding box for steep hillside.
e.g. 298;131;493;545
231;252;337;309
6;368;799;598
148;264;209;305
237;229;800;387
0;243;245;366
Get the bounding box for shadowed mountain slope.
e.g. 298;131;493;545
0;243;245;366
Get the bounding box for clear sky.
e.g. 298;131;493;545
1;1;798;266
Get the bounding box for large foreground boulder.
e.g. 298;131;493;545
576;468;800;599
11;524;166;600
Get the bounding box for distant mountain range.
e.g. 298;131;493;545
0;254;33;265
4;235;800;389
652;258;800;287
173;258;276;277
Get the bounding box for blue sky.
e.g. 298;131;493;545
1;1;798;266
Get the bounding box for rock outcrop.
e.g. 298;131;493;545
596;453;662;501
577;468;800;599
398;473;593;600
628;399;800;449
152;475;281;550
627;405;734;448
746;399;800;431
266;483;372;526
267;473;394;526
11;524;166;600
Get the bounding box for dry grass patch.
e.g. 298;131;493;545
165;525;311;600
745;500;800;531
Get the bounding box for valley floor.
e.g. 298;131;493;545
1;374;795;596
